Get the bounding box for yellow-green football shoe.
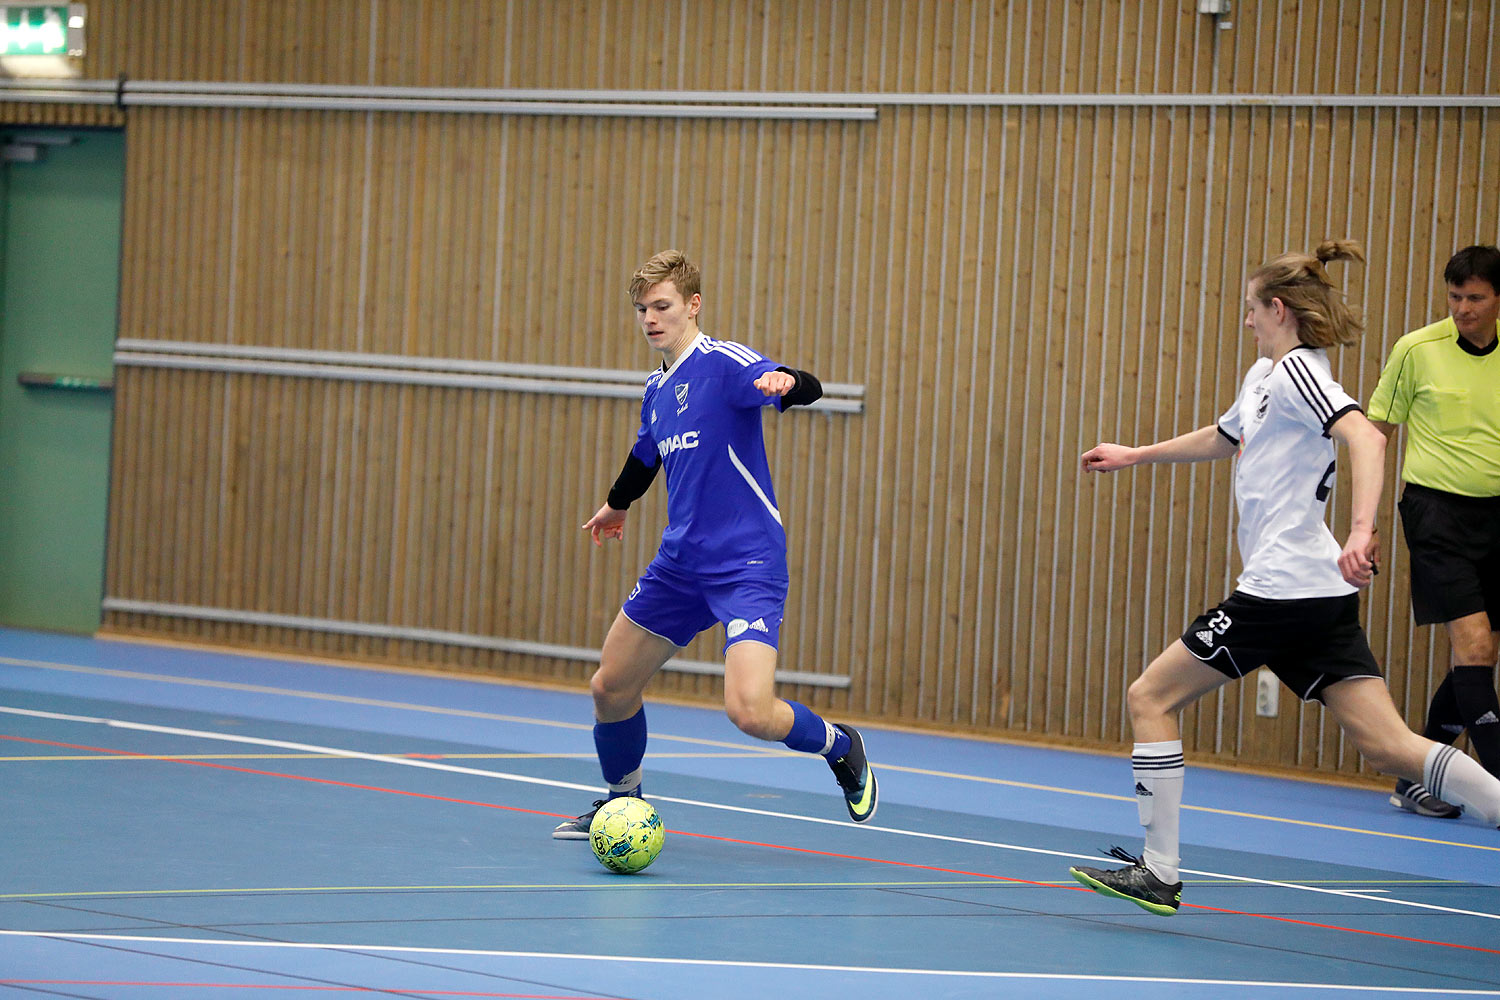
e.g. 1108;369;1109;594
828;724;877;823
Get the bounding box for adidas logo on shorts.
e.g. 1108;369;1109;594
728;618;771;639
1476;711;1500;727
1195;629;1214;647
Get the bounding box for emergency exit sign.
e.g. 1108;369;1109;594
0;5;83;57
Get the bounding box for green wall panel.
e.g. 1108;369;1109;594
0;128;122;633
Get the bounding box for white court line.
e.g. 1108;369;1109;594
0;655;786;753
8;654;1499;855
2;704;1498;924
0;932;1496;995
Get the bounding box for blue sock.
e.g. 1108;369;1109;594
594;706;647;798
782;701;850;759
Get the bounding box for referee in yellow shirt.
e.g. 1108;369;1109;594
1368;244;1500;818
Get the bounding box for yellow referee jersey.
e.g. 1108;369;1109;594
1366;316;1500;497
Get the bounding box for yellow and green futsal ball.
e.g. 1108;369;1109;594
589;796;665;874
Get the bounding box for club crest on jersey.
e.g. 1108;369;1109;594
657;430;700;457
675;381;690;410
1254;388;1270;421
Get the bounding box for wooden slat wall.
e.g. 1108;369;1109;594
9;1;1500;777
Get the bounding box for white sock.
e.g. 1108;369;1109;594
1424;744;1500;827
1133;740;1184;883
608;766;643;798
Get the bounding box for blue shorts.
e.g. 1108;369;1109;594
621;555;787;652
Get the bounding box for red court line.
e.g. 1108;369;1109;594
2;986;583;996
0;734;565;820
6;732;1498;958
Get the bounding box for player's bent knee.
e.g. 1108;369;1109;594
589;667;642;715
588;669;611;702
724;698;777;740
1126;676;1165;723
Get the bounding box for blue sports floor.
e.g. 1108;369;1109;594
1;627;1498;999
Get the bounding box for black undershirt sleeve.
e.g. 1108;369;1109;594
609;366;818;509
776;366;823;409
606;452;661;510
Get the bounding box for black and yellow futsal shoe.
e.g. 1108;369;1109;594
1069;846;1182;916
827;723;878;823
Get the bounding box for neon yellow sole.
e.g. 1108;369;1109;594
1069;866;1179;916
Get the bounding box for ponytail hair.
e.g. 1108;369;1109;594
1250;239;1366;348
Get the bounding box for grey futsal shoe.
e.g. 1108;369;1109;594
827;724;878;823
1390;779;1461;819
552;799;605;840
1069;846;1182;916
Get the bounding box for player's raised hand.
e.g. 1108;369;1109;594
1081;443;1138;473
754;370;796;396
583;504;628;546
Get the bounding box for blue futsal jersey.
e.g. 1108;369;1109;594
630;332;791;575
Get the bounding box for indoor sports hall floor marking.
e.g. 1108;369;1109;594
16;989;576;999
0;879;1081;901
3;733;1495;851
2;933;1498;996
7;656;1499;853
0;876;1462;902
4;707;1498;932
0;654;772;752
882;761;1500;850
7;642;1498;1000
0;750;775;762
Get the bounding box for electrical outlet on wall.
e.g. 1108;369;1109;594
1255;668;1279;717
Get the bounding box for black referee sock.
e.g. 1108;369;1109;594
1421;672;1464;745
1451;664;1500;776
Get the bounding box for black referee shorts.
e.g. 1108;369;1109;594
1180;591;1382;702
1397;483;1500;627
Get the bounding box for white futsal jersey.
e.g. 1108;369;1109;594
1216;346;1362;600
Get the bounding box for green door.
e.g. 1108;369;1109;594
0;128;123;633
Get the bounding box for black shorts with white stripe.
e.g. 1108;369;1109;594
1180;591;1382;702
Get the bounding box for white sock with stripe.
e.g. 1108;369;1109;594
1424;743;1500;827
1133;740;1185;883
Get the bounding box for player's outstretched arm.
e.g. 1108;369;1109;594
755;366;823;408
586;451;661;545
754;370;796;396
1329;409;1387;587
582;503;629;546
1081;425;1235;474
